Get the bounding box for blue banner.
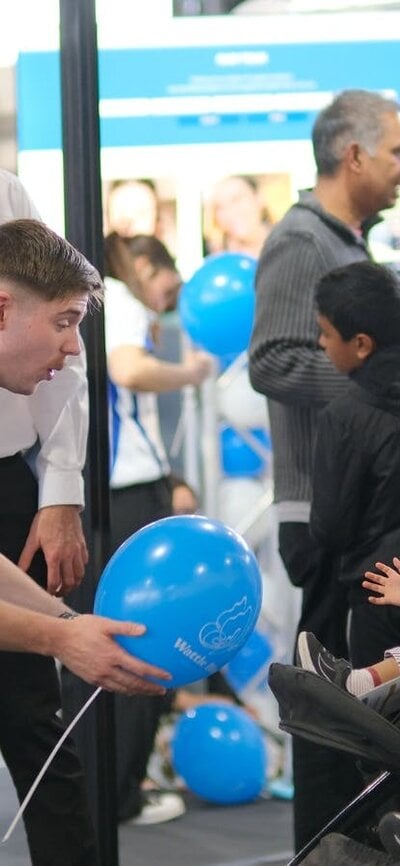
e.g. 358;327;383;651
17;41;400;150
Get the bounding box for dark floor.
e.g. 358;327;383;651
119;791;293;866
0;767;293;866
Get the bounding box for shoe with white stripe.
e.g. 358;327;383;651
296;631;352;689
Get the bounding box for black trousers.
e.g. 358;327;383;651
0;454;97;866
278;522;364;853
110;477;175;821
350;595;400;668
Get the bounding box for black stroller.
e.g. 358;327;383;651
269;663;400;865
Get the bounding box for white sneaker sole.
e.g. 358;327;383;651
127;795;186;827
296;632;315;673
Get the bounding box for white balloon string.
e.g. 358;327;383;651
1;685;102;845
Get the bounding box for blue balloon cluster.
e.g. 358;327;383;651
179;252;256;357
220;425;271;478
94;515;263;688
172;703;267;804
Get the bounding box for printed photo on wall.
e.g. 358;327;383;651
173;0;400;15
201;173;293;259
103;177;178;256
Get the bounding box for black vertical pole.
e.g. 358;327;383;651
59;2;119;865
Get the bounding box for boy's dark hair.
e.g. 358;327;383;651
315;261;400;348
0;219;103;307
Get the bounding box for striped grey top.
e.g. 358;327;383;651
249;191;369;508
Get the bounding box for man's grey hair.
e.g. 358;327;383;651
312;89;399;177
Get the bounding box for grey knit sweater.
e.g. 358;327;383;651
249;191;369;510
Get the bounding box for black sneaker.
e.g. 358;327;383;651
378;811;400;858
296;632;352;689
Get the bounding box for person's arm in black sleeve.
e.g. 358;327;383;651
310;406;363;551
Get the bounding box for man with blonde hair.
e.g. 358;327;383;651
0;216;170;866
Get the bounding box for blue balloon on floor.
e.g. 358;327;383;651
221;425;272;477
94;515;262;688
224;629;274;694
171;703;267;804
179;252;256;357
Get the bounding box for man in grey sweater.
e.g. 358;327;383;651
249;89;400;851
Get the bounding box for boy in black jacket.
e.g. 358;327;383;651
309;260;400;670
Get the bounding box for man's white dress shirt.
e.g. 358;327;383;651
0;169;88;507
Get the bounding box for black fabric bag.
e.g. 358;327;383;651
269;664;400;865
268;663;400;771
300;832;398;865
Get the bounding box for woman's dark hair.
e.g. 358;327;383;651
104;232;176;281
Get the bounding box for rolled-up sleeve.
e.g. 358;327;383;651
28;343;88;509
310;408;363;551
0;171;89;510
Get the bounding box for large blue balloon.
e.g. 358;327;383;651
94;515;262;688
172;703;267;804
221;425;272;478
179;252;256;357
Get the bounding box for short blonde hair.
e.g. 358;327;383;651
0;219;104;308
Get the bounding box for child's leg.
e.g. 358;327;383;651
297;632;400;697
347;651;400;695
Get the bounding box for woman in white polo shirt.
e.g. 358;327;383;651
104;232;212;826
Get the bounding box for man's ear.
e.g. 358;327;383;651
346;141;364;174
0;291;12;329
355;332;375;360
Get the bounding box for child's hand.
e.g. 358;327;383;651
362;557;400;606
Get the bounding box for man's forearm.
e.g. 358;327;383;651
31;348;88;509
0;597;69;653
249;342;346;406
110;352;197;393
0;556;171;694
0;554;72;616
250;235;346;405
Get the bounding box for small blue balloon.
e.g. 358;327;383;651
221;426;271;478
94;515;262;687
179;252;256;357
172;703;267;804
224;629;273;693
